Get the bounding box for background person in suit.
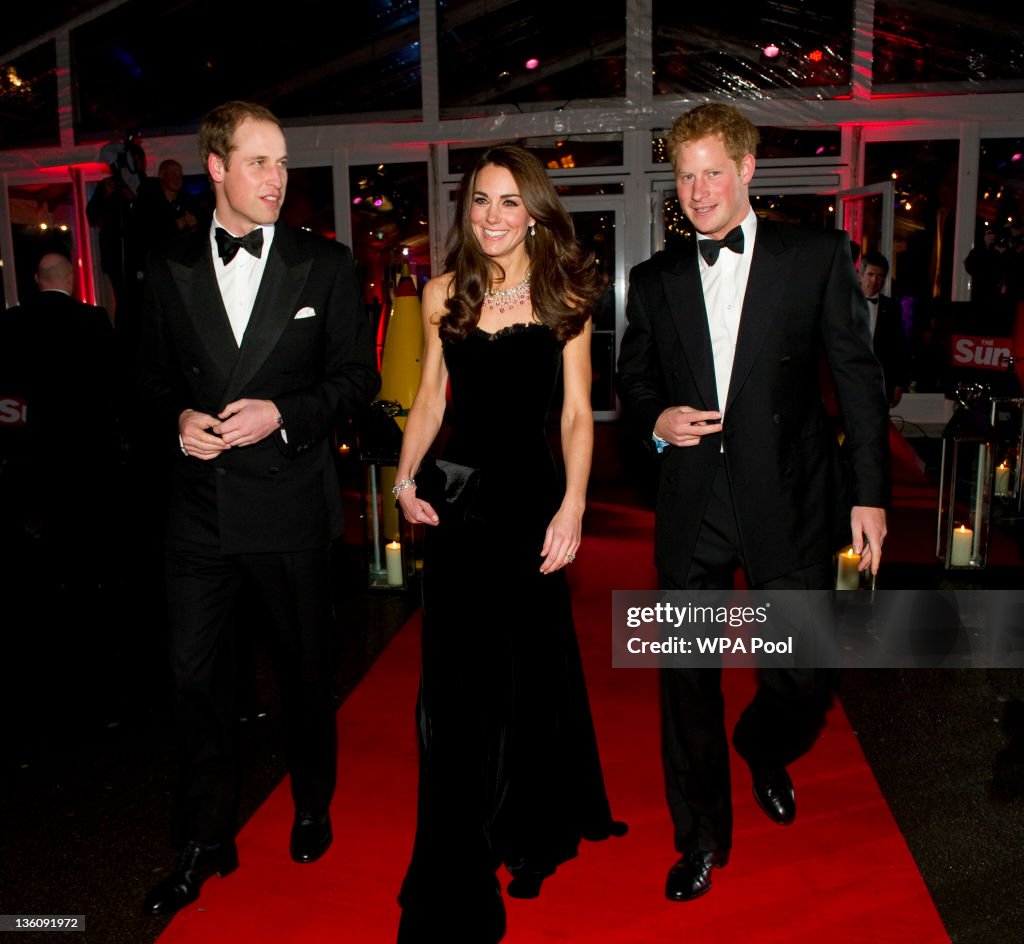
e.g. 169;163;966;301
616;104;890;904
4;252;117;586
139;101;379;916
858;251;909;407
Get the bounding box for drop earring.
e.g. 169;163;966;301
529;224;536;237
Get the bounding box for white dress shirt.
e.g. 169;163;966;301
697;207;757;412
210;213;276;347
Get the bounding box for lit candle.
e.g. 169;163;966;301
836;545;861;590
338;443;351;455
385;541;403;586
994;461;1011;497
950;525;973;567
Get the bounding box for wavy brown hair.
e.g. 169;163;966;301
439;144;602;344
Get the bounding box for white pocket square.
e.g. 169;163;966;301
294;306;316;319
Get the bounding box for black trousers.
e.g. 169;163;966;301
660;458;837;855
165;541;338;845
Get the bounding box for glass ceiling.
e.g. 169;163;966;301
1;1;1022;150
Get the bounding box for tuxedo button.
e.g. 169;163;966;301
216;468;227;477
191;366;201;374
773;413;782;424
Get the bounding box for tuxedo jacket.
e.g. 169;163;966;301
139;225;380;555
616;220;890;585
871;293;909;402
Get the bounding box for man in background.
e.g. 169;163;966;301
858;251;909;407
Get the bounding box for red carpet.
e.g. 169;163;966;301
158;498;949;944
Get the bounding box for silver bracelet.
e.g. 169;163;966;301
392;478;416;499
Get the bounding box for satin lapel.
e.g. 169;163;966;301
221;227;312;405
725;220;792;411
170;240;239;373
661;247;719;411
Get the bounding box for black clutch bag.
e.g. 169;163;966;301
414;455;482;524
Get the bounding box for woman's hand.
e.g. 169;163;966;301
398;486;440;526
539;503;582;574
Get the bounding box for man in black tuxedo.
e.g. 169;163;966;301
140;102;379;916
4;253;117;582
858;251;909;407
617;104;890;902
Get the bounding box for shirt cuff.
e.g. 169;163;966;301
652;433;669;454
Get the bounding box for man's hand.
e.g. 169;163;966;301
179;409;229;460
214;399;281;448
654;405;723;447
851;505;887;575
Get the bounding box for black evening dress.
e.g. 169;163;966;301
397;323;622;943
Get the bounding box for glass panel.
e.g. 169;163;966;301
449;135;624;176
438;0;626;116
280;167;335;239
0;41;59;148
72;1;421;138
349;161;431;361
874;1;1024;86
571;210;617;413
969;138;1024;313
842;192;885;260
654;127;842;165
864;140;959;394
653;0;852;97
7;182;75;303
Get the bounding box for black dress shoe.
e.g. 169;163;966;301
750;765;796;825
290;811;332;863
665;849;729;902
142;839;239;916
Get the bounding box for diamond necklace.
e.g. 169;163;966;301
484;272;531;313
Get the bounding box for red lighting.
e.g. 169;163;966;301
763;44;780;59
525;58;539;70
808;49;824;63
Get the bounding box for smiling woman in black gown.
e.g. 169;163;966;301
393;145;625;943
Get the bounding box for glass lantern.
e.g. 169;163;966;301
990;397;1024;512
936;385;996;570
360;399;412;590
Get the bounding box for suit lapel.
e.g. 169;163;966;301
221;225;312;404
169;236;239;374
661;245;719;411
726;219;792;411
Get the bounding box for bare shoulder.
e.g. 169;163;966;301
423;272;455;301
422;273;455;323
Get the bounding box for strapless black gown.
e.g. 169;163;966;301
397;323;622;943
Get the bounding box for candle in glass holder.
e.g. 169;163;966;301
994;460;1011;497
836;545;861;590
950;525;973;567
385;541;403;586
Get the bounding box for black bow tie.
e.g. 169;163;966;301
866;296;879;305
215;226;264;263
698;226;744;266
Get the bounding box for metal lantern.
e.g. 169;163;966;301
937;385;997;570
